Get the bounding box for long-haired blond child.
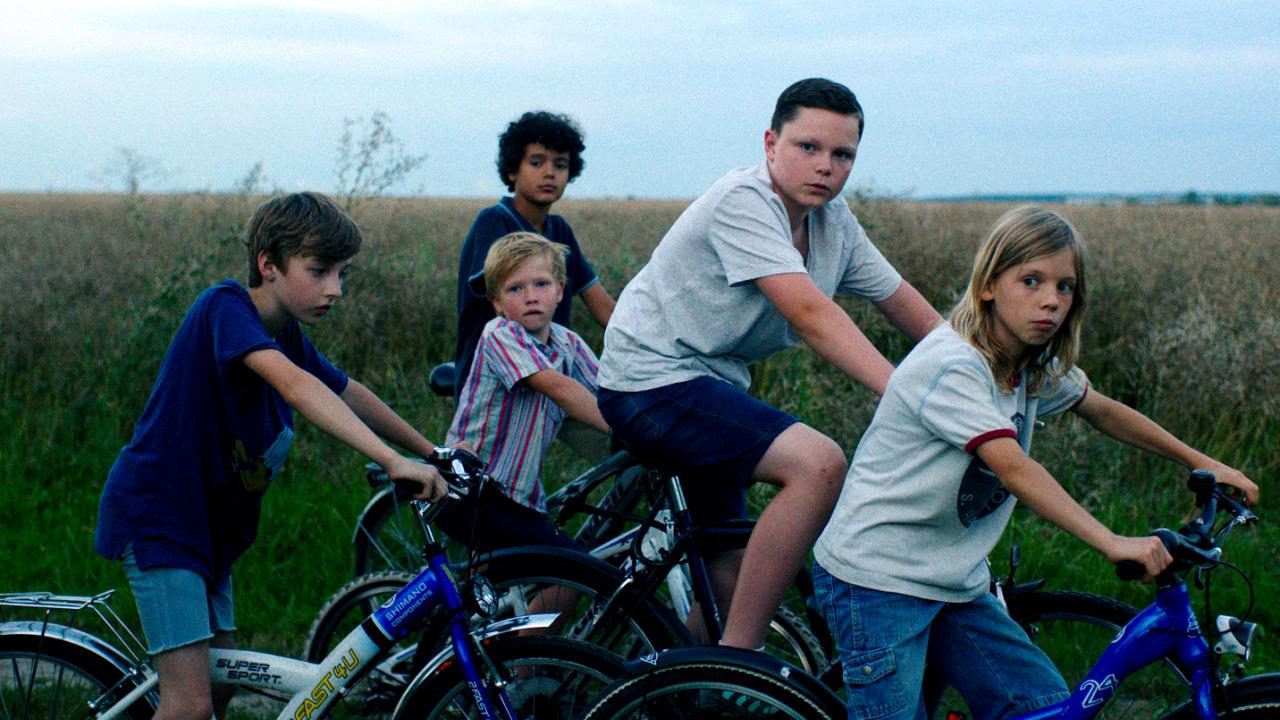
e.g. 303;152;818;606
812;205;1257;719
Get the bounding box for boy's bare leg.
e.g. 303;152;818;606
210;631;237;718
720;423;845;650
154;641;215;720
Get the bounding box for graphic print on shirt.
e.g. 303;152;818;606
956;412;1024;526
230;427;294;492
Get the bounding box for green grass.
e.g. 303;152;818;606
1;193;1276;680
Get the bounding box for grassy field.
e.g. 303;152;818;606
1;192;1277;678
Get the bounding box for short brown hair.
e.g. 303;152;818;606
483;232;568;298
244;192;362;287
771;78;864;137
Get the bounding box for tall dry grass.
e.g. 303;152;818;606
1;192;1276;668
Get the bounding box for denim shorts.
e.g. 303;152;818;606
598;376;797;526
121;545;235;655
813;563;1068;720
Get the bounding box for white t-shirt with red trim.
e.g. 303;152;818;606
815;323;1087;602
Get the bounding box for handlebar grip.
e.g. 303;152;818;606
1114;528;1180;581
1114;560;1146;582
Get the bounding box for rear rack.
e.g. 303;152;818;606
1;590;149;663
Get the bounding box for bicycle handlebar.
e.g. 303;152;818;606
1115;470;1257;582
421;446;490;501
366;447;493;504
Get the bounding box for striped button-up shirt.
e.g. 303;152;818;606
446;317;599;511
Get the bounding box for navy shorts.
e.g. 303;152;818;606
598;376;798;526
434;481;580;554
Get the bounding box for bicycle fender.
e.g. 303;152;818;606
621;645;845;716
390;612;560;715
0;620;140;678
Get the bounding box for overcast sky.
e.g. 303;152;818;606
3;1;1278;199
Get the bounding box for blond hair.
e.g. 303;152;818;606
949;206;1087;394
483;232;569;298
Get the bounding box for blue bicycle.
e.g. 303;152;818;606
581;470;1280;719
0;447;623;720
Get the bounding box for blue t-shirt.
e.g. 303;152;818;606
453;197;599;397
94;280;348;582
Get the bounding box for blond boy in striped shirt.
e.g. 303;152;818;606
436;232;609;551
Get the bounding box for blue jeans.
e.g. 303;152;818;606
813;563;1068;720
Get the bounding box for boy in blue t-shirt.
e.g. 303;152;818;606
453;111;616;396
94;192;446;720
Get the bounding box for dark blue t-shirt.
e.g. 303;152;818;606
453;197;598;398
94;280;348;582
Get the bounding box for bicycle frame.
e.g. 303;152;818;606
1005;578;1213;720
2;524;557;720
1010;473;1262;720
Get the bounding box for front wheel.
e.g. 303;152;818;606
927;589;1184;719
583;646;845;720
1011;589;1187;719
0;632;155;720
392;635;623;720
1160;672;1280;718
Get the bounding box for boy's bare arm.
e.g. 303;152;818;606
757;272;894;395
523;369;610;432
1072;390;1258;504
873;281;941;343
580;283;616;328
340;379;437;458
242;349;446;499
976;436;1172;578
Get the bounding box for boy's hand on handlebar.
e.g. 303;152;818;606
1107;534;1173;581
386;455;448;501
1204;462;1258;506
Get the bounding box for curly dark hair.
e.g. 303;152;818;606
497;111;586;191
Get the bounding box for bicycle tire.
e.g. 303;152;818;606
572;464;650;550
583;646;845;720
306;570;417;662
768;605;827;675
353;486;469;576
0;633;154;720
391;635;624;720
929;589;1186;719
1160;672;1280;718
478;547;692;658
303;570;420;718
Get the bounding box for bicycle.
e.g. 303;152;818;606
324;453;826;672
583;470;1280;719
0;447;623;720
345;365;1165;708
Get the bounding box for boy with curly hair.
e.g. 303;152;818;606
453;111;615;397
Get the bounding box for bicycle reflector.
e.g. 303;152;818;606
469;575;498;618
